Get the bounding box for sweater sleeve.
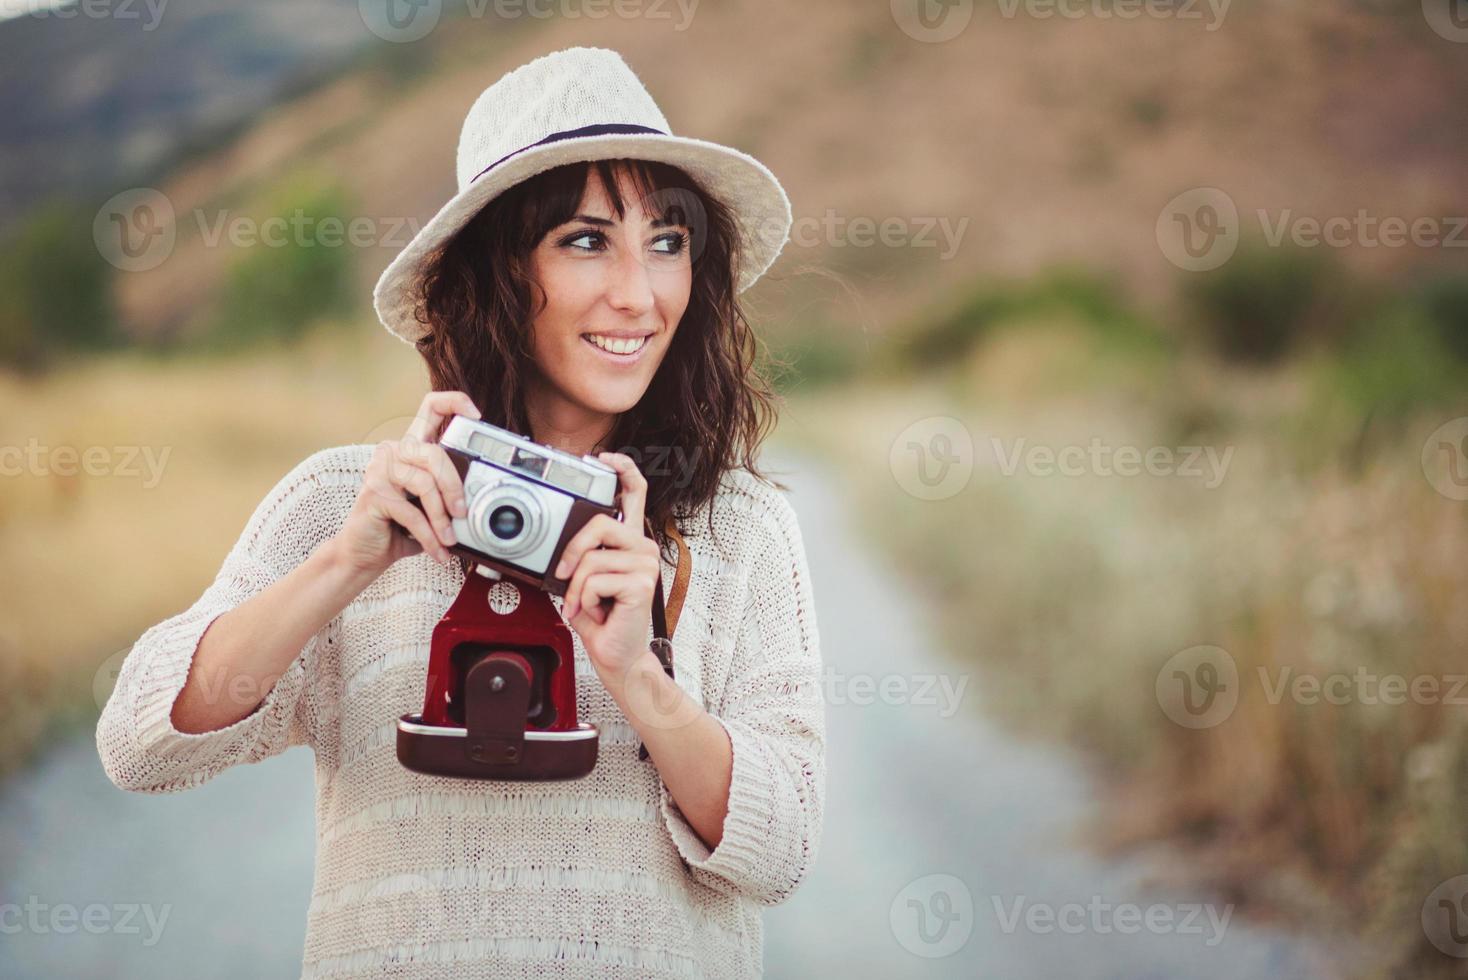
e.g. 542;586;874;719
659;490;825;907
95;448;347;794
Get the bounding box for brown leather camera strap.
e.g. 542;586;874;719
648;516;690;644
641;517;689;763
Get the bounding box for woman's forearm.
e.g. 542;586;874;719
604;651;733;850
169;537;376;734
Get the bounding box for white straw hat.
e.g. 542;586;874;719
372;45;793;345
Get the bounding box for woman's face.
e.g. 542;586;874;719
525;166;693;430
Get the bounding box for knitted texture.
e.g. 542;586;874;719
95;444;824;979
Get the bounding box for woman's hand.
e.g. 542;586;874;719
332;390;481;582
555;452;663;681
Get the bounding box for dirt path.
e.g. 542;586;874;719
0;447;1336;978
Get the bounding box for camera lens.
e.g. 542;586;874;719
467;479;548;560
488;505;524;540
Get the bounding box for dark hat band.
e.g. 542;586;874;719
470;123;669;185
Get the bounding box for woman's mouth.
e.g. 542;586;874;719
581;333;650;364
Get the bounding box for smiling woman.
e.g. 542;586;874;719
96;44;824;980
415;154;777;563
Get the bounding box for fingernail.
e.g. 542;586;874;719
452;499;467;517
444;526;457;546
554;560;567;578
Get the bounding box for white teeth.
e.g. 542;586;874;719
584;334;647;355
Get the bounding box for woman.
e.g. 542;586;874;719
95;46;823;979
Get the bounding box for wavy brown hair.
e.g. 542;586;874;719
411;158;786;562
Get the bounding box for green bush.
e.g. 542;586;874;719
1182;244;1341;365
891;267;1167;369
1317;302;1467;420
202;179;359;350
0;198;119;371
1412;273;1468;363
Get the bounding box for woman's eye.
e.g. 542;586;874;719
652;232;689;256
562;231;604;252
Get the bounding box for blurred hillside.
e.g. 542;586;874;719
0;0;367;236
54;0;1468;354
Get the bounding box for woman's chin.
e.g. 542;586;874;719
574;385;645;419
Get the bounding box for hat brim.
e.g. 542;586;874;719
372;132;793;345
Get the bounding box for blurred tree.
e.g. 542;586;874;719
202;177;359;350
0;198;119;372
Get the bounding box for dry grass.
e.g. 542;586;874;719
0;319;428;778
782;319;1468;978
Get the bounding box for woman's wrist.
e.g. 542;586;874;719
318;535;384;602
598;647;665;706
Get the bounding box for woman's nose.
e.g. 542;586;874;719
604;242;656;316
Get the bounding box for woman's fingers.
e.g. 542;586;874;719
554;513;654;583
398;437;468;528
385;496;450;565
563;547;658;620
597;452;648;533
364;464;448;564
405;390;481;445
372;441;455;560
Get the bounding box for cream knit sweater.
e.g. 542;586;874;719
95;443;825;979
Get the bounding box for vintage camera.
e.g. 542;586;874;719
394;415;622;780
400;415;621;595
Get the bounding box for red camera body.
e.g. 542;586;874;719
396;568;599;781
